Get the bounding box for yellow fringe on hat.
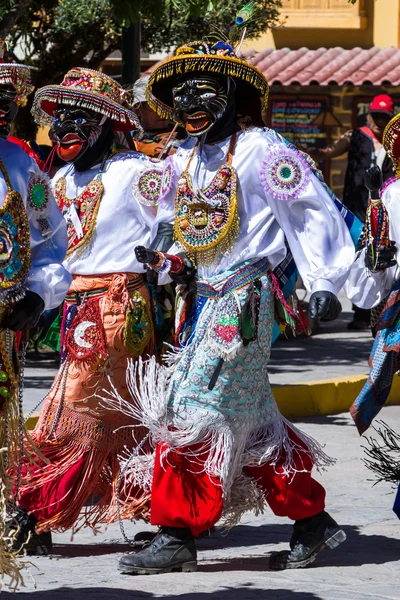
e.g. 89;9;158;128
146;53;269;121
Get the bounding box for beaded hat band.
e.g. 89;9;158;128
146;41;269;127
383;112;400;177
32;67;141;133
0;64;34;105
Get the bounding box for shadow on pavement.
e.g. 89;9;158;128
292;414;354;426
269;311;371;373
47;524;399;570
0;586;323;599
200;524;399;569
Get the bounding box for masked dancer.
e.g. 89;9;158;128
114;38;357;575
345;113;400;517
0;44;70;588
12;68;168;555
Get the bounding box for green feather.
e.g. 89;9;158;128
235;1;256;26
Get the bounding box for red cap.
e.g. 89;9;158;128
369;94;394;115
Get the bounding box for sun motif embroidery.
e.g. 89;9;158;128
260;148;310;201
132;166;163;206
28;175;49;211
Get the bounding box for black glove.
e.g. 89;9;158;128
364;165;383;200
135;246;156;265
308;291;342;322
2;290;45;331
365;243;397;272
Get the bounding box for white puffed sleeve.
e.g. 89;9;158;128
25;161;71;309
259;141;355;295
345;179;400;308
150;155;177;247
344;249;397;308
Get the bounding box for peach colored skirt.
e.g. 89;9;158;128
19;273;154;533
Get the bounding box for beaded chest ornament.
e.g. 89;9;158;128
0;158;31;306
174;134;239;265
55;159;106;257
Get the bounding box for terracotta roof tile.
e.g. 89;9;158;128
245;46;400;86
145;47;400;87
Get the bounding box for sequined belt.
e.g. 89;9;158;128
65;274;144;305
191;258;270;299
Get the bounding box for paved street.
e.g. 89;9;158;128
2;407;399;599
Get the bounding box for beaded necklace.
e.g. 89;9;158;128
55;154;108;257
174;134;239;266
0;157;31;304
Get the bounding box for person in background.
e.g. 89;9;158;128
311;94;395;331
132;75;185;158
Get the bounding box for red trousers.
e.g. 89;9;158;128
150;431;326;537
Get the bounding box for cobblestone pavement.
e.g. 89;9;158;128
3;408;400;600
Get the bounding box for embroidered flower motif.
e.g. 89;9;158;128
260;147;310;201
160;160;175;200
132;166;163;206
29;179;49;210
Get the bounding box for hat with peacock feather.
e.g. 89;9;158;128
145;3;269;127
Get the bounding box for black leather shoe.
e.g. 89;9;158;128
6;507;53;556
269;510;346;570
118;527;197;575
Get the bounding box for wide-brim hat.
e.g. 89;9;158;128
146;41;269;127
383;112;400;165
0;63;34;105
32;67;141;133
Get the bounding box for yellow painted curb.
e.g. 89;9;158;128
274;373;400;419
25;373;400;429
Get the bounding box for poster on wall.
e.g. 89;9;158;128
267;95;331;178
352;96;400;128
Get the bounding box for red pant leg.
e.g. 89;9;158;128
150;442;223;537
245;430;326;521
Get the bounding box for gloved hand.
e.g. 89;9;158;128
2;291;45;331
365;243;397;272
135;246;156;265
308;291;342;322
364;165;383;199
170;253;196;284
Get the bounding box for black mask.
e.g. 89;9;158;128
172;73;239;144
172;74;229;137
50;106;113;171
0;84;18;139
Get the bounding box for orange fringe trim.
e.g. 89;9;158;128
19;403;151;533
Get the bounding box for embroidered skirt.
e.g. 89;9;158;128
124;260;331;526
18;273;154;533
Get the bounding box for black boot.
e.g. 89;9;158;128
6;507;53;556
269;510;346;570
131;525;216;549
118;526;197;575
